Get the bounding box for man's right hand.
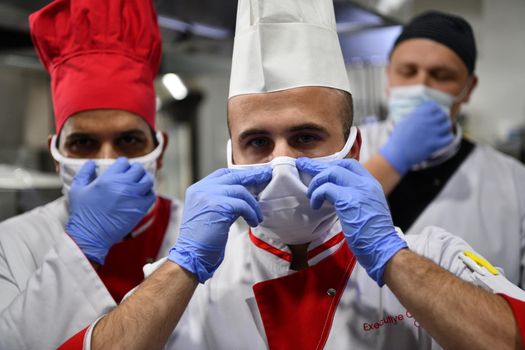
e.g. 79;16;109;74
168;167;272;283
380;101;454;175
66;157;156;265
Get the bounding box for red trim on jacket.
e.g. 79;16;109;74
58;326;88;349
253;242;356;350
307;232;345;260
249;229;346;263
499;294;525;346
249;230;292;262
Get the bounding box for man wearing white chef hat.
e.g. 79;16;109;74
62;1;523;349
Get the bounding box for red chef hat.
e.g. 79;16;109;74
29;0;162;133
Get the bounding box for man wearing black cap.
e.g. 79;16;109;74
361;11;525;288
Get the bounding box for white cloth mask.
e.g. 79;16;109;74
50;131;163;197
227;127;357;245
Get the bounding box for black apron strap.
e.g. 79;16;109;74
388;138;475;232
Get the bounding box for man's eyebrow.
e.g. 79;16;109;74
238;123;329;141
396;61;461;74
117;129;148;137
288;123;329;134
430;65;462;74
64;132;95;141
238;129;271;142
65;129;147;139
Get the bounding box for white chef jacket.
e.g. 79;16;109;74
163;223;494;350
359;120;525;287
0;196;181;350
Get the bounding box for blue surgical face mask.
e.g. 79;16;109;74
387;85;456;124
387;84;469;169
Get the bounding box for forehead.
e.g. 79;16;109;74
60;109;151;136
390;38;468;74
227;87;346;135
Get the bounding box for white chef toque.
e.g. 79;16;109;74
229;0;351;98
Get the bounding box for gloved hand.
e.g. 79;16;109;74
380;101;454;175
297;157;407;286
169;167;272;283
66;157;156;265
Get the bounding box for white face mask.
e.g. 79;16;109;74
50;131;164;197
227;127;357;245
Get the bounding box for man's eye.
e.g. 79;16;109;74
296;135;318;144
66;138;96;151
432;71;454;81
248;138;269;148
118;135;140;145
396;66;416;77
63;138;98;157
116;135;149;152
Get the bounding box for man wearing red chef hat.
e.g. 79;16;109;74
0;0;183;348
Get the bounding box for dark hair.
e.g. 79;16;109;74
341;91;354;140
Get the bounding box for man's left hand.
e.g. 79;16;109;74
297;157;408;286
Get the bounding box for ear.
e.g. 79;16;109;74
47;134;60;173
156;131;169;170
462;75;478;104
348;128;362;162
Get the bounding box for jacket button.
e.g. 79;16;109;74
327;288;336;296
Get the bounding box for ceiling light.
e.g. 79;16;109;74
162;73;188;100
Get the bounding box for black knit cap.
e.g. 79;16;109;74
392;10;477;74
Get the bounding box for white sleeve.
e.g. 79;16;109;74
515;163;525;289
407;226;525;301
459;252;525;301
0;233;115;350
406;226;493;283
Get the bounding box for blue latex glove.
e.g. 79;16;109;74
66;157;156;265
297;157;407;286
380;101;454;175
169;167;272;283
